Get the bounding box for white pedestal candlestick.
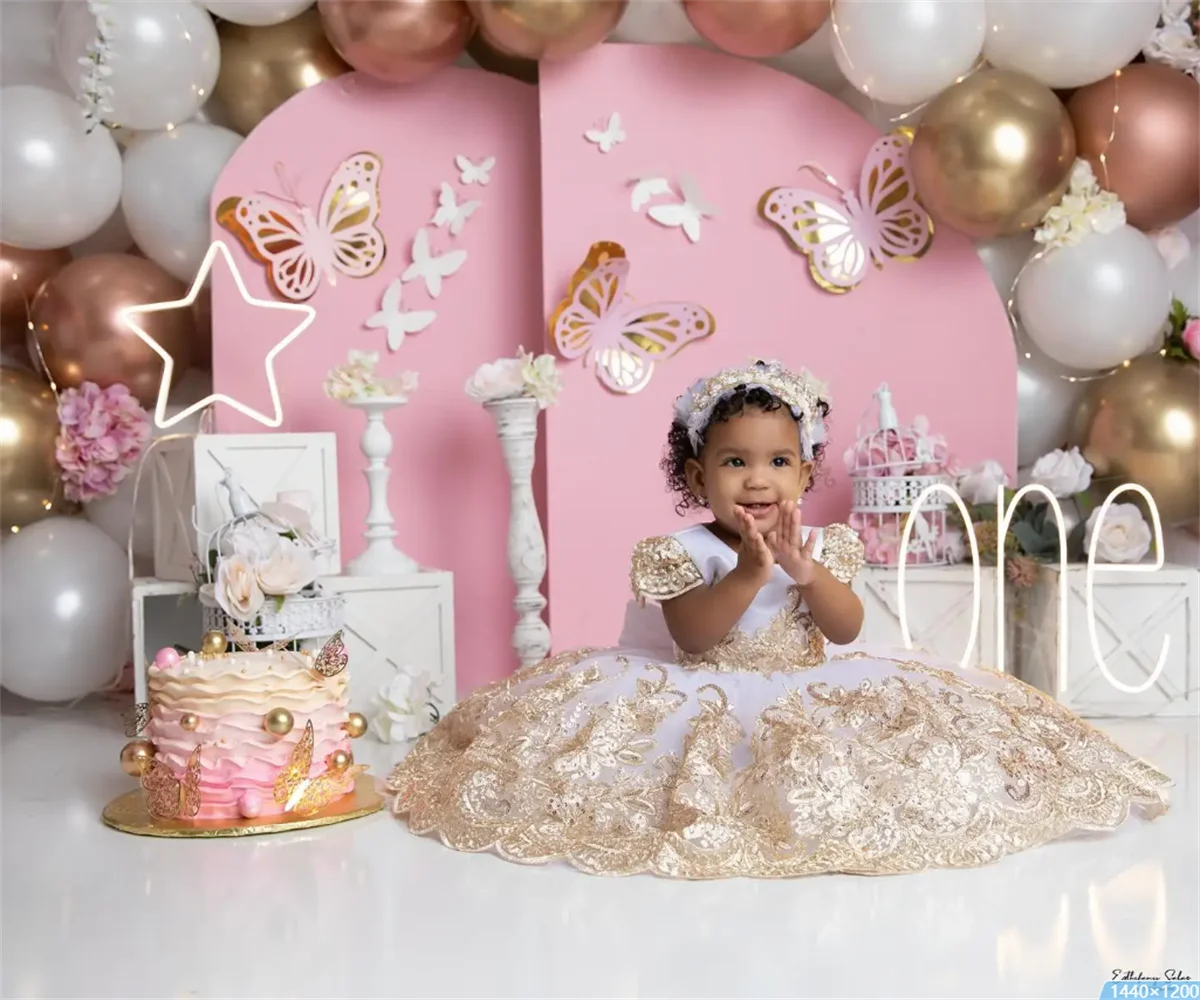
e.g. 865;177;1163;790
345;397;418;576
484;395;550;668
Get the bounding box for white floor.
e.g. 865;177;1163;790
1;696;1196;1000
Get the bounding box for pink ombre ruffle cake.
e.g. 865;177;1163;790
145;648;354;822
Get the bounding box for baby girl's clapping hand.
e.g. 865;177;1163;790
768;500;818;587
732;504;774;587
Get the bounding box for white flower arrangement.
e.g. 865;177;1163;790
1085;503;1153;564
324;350;418;403
370;671;441;743
1027;446;1094;500
1034;160;1127;250
1144;0;1200;79
464;346;563;409
78;0;115;132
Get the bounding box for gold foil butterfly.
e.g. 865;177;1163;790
273;720;364;816
311;630;349;678
141;745;203;821
228;626;297;654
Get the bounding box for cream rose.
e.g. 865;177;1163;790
1085;503;1153;563
519;348;563;408
215;553;265;621
255;536;318;595
956;460;1009;505
464;357;525;403
222;520;281;563
1029;446;1093;499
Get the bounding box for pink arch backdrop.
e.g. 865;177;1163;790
539;45;1016;650
208;48;1016;689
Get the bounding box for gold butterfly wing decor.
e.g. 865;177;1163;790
273;720;364;816
141;745;203;821
310;630;349;678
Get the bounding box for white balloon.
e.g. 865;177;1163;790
69;201;134;257
983;0;1161;89
121;122;242;282
202;0;312;27
1018;226;1172;372
1169;245;1199;315
766;21;846;95
610;0;705;43
0;517;131;702
0;0;70;93
832;0;986;105
1016;343;1087;467
975;233;1036;300
837;83;925;133
55;1;221;131
0;85;122;249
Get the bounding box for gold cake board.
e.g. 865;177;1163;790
102;774;383;839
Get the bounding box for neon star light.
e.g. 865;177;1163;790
119;240;317;430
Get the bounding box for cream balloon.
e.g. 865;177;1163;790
983;0;1161;89
1017;226;1171;372
121;123;242;283
0;85;123;250
202;0;314;26
832;0;986;105
55;0;221;131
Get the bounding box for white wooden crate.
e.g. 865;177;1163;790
1017;564;1199;717
318;572;456;732
854;565;999;668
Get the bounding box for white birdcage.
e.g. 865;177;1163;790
846;383;951;566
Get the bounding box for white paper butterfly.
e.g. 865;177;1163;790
431;182;480;238
585;112;626;154
629;175;672;212
401;228;467;299
647;174;716;244
455;154;495;186
366;278;436;351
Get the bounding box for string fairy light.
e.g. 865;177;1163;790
119;240;317;430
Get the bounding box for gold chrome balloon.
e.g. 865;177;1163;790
910;69;1076;240
212;8;351;135
0;367;72;533
119;740;156;777
263;707;296;738
1071;356;1200;526
343;712;368;739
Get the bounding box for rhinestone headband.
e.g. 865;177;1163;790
674;360;830;459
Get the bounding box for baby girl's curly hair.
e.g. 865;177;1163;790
661;385;832;514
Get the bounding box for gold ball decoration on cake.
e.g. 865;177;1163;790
179;712;199;732
263;707;295;738
119;740;156;776
200;630;228;657
343;712;368;739
329;749;353;771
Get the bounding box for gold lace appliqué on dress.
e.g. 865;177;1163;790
818;522;865;584
676;586;826;674
629;535;704;603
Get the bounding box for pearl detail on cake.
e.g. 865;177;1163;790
238;790;264;818
263;707;295;737
179;712;199;732
343;712;367;739
328;749;353;771
153;647;181;670
119;740;155;776
200;631;228;657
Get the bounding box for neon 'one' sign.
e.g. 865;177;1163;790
897;483;1169;694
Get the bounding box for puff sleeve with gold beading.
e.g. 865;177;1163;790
629;535;704;604
818;523;865;584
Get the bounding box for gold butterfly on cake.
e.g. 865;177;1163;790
310;630;348;678
273;720;364;816
141;745;203;821
227;626;297;655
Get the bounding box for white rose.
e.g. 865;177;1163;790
1151;227;1192;271
255;536;318;595
519;349;563;408
215;553;265;621
956;460;1009;505
1144;21;1200;76
1085;503;1153;563
464;357;525;403
370;671;438;743
1028;446;1093;499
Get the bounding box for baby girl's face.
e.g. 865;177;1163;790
686;406;812;539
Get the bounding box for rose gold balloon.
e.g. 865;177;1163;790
0;245;72;356
911;69;1076;240
318;0;473;84
30;254;196;407
1068;64;1200;232
466;30;538;83
468;0;626;61
681;0;828;58
192;287;212;371
213;9;351;135
0;367;73;533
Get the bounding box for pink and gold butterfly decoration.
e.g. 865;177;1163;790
216;152;386;302
310;630;348;679
757;131;933;295
549;241;715;395
274;720;365;816
141;744;203;821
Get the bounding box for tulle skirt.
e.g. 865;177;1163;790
386;646;1170;880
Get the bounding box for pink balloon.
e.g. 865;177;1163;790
318;0;473;84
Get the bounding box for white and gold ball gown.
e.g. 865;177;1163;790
387;524;1170;879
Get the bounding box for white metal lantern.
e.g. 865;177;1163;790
847;383;951;566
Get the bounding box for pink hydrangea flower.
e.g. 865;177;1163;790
862;519;902;565
55;382;151;503
1183;318;1200;361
